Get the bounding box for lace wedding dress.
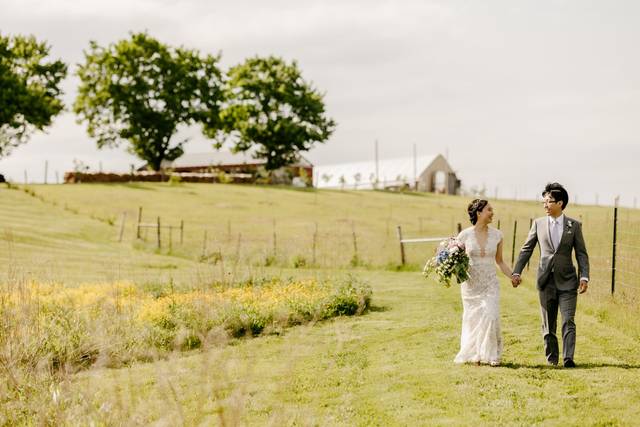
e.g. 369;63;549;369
454;227;503;365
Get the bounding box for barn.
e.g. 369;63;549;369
135;151;313;185
313;154;460;194
158;151;312;176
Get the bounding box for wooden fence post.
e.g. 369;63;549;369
180;220;184;245
272;220;277;257
235;232;242;263
352;222;358;262
201;230;208;259
118;212;127;242
157;216;161;249
312;222;318;265
168;226;173;252
457;222;462;234
397;225;406;265
136;206;142;239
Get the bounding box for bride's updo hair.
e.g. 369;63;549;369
467;199;489;225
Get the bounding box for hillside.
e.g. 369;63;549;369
2;182;640;425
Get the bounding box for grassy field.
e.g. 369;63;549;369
2;182;640;425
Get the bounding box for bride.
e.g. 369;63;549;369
454;199;514;366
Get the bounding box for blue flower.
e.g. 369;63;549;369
436;249;449;264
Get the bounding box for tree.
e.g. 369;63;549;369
0;34;67;158
353;172;362;189
211;56;335;171
74;33;224;171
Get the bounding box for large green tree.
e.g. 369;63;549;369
74;33;224;171
210;56;335;170
0;34;67;158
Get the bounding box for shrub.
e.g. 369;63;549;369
292;255;307;268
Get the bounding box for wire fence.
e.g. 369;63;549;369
6;183;638;295
122;203;640;298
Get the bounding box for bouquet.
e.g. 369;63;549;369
422;237;470;287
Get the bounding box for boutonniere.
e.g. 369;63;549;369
566;220;573;233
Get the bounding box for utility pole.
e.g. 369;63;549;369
413;143;417;189
375;139;379;185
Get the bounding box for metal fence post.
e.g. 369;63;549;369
527;218;532;271
511;220;518;267
612;205;618;295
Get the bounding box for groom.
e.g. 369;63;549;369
511;182;590;368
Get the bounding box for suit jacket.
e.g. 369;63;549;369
513;215;589;291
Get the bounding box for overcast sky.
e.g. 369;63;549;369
1;0;639;207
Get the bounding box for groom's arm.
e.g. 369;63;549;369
573;220;590;286
513;220;538;276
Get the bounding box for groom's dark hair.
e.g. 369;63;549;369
543;182;569;210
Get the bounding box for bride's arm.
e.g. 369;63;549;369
495;239;513;278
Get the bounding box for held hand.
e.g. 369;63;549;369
511;274;521;287
579;280;588;294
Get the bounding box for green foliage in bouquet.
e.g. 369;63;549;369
423;237;470;287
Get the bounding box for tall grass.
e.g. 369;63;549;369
0;274;371;424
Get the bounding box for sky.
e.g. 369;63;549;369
1;0;639;207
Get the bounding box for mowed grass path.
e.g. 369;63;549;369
73;271;640;425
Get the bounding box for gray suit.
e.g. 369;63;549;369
513;215;589;364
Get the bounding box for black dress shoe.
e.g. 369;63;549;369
547;359;558;366
563;359;576;368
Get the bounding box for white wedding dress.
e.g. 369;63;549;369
454;227;503;365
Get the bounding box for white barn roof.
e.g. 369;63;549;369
314;155;439;189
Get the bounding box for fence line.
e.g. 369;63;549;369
617;243;640;251
114;204;640;293
616;281;640;290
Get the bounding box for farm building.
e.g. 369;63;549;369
130;151;312;185
157;151;313;177
313;154;460;194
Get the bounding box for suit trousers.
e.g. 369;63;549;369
538;276;578;364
